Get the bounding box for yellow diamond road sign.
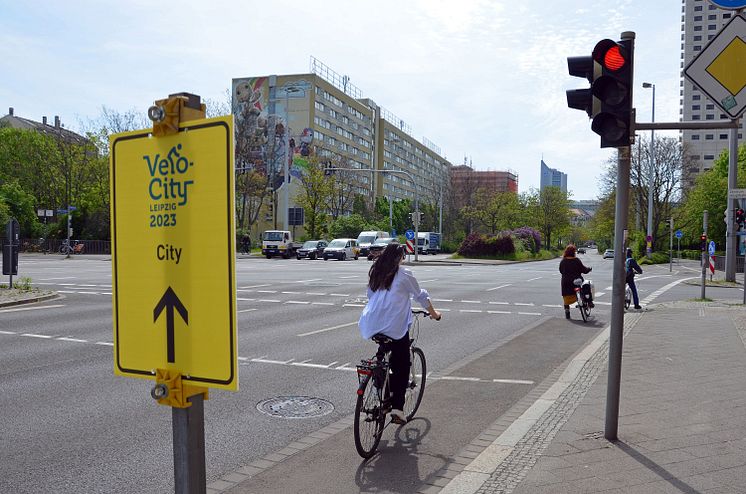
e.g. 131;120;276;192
110;116;237;390
685;14;746;118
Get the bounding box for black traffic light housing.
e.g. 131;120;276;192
700;233;707;251
735;208;745;229
567;37;634;148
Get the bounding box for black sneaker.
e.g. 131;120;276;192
565;310;571;319
634;305;642;310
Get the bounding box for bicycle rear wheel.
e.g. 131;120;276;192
354;376;385;458
624;287;631;310
403;347;426;420
582;302;592;321
578;297;588;322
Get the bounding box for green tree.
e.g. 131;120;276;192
0;180;39;236
525;186;570;249
374;197;413;235
588;193;618;251
328;213;370;238
461;189;522;235
0;128;61;210
294;159;333;239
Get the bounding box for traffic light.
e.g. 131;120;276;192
736;208;745;229
700;233;707;251
567;38;634;148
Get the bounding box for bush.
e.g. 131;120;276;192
639;252;670;265
512;227;542;253
493;235;515;256
458;232;488;257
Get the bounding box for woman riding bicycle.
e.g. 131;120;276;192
559;244;592;320
358;243;441;424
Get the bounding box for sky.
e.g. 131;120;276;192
0;0;683;200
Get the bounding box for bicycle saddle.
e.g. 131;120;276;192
371;334;393;345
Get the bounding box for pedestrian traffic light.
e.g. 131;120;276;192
736;208;745;228
567;38;634;148
700;233;707;251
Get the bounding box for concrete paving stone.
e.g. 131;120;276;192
247;458;276;470
275;446;302;457
684;441;745;459
457;449;480;459
705;464;746;487
516;467;561;487
657;457;722;478
206;480;234;491
571;474;628;492
296;436;322;446
542;464;597;483
235;465;264;476
436;468;463;480
286;441;310;450
262;453;288;463
416;484;441;494
601;465;675;486
703;451;746;470
429;476;452;487
222;473;248;483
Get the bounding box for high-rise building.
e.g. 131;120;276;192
680;0;743;188
449;163;518;211
539;160;567;193
232;57;451;234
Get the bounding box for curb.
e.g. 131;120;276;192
0;292;60;308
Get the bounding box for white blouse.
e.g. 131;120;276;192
358;267;431;340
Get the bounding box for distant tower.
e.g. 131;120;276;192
539;160;567;193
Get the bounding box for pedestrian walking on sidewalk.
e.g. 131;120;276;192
625;248;643;309
559;244;592;319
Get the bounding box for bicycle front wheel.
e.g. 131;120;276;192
582;302;592;321
403;347;427;421
354;376;385;459
624;288;631;310
578;298;588;322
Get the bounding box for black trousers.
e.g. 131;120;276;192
385;335;411;411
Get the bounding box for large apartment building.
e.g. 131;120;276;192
232;58;451;234
680;0;744;188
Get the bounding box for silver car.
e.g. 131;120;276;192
603;249;615;259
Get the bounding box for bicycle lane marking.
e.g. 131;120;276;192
0;304;65;314
439;275;698;494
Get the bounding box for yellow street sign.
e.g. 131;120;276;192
685;14;746;118
110;116;237;390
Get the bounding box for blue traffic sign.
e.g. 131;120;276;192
675;229;683;239
709;240;716;255
405;229;415;240
708;0;746;9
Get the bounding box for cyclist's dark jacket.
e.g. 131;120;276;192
559;256;592;297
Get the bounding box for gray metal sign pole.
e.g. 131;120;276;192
702;210;708;300
726;122;739;282
669;217;673;272
173;394;206;494
605;144;632;441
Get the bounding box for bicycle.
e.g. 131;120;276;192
353;309;429;459
573;277;594;322
624;284;632;310
59;239;85;255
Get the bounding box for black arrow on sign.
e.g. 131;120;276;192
153;286;188;363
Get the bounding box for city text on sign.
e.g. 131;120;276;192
109;117;237;390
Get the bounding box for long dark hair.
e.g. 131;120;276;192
368;243;404;292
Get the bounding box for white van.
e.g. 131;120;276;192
323;238;359;261
356;231;390;256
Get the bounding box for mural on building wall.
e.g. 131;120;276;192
233;77;314;191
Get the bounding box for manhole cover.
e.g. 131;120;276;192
256;396;334;419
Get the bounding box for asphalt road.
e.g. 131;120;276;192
0;253;730;493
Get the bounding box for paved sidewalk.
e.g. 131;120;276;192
456;299;746;493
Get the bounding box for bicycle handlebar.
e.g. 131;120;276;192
412;308;441;321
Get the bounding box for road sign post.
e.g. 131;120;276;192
110;93;235;494
3;218;20;287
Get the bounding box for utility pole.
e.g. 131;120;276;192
702;210;708;300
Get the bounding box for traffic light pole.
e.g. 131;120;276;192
726;122;739;282
605;143;632;442
702;210;708;300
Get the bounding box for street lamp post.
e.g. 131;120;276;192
642;82;655;258
283;87;301;231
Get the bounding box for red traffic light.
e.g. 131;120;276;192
700;234;707;241
593;39;628;72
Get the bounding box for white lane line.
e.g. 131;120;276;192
281;291;301;294
595;292;606;298
329;293;350;297
489;301;509;305
514;302;534;306
460;309;483;313
306;292;327;296
39;277;75;280
59;283;75;286
239;284;271;289
102;292;112;295
0;330;17;334
419;279;439;283
297;321;358;337
285;301;310;305
22;333;54;339
95;342;114;346
343;304;365;308
441;376;481;382
493;379;534;385
518;312;542;316
238;308;258;313
311;302;335;306
338;276;358;279
527;277;543;282
487;310;512;314
604;286;613;291
257;290;277;293
237;297;256;301
542;304;562;308
57;337;88;343
258;299;281;303
595;301;612;306
237;357;249;361
487;284;512;292
433;298;453;302
292;361;335;369
462;300;481;304
78;284;96;287
296;278;323;283
77;291;99;295
0;304;65;313
58;290;75;294
251;358;294;365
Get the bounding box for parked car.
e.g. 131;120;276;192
603;249;615;259
323;238;359;261
577;247;586;254
367;238;398;260
297;240;327;260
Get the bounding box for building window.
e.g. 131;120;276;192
693;94;701;100
720;134;728;139
706;104;714;110
694;45;702;51
692;134;700;140
694;5;702;11
704;154;715;159
708;14;717;20
694;35;702;41
706;114;715;120
708;24;717;30
692;115;701;120
692;105;701;111
694;15;702;21
694;25;702;31
705;134;714;140
724;13;732;18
